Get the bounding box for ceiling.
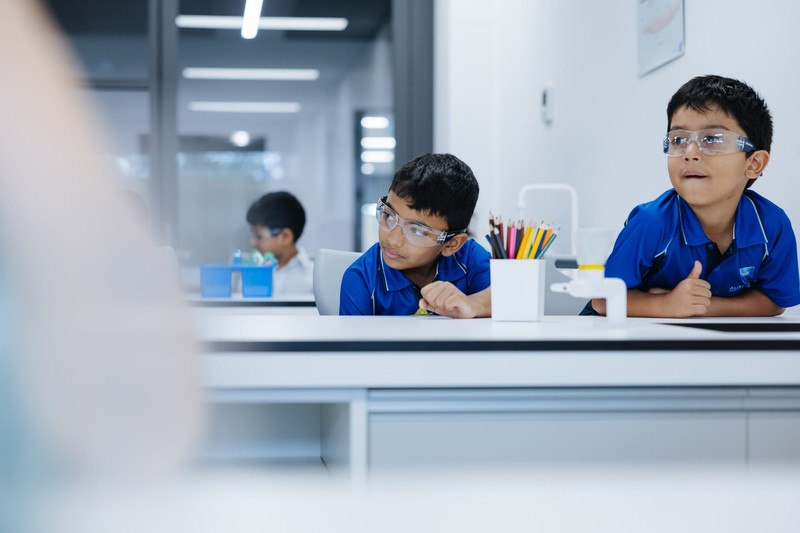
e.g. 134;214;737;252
41;0;391;41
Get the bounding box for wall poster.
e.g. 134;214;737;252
637;0;685;76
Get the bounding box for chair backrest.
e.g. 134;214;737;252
313;248;361;315
517;183;579;257
516;183;587;315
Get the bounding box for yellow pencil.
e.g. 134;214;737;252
515;224;533;259
527;225;546;259
522;222;541;259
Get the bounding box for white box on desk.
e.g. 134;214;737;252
490;259;545;321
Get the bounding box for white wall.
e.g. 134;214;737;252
435;0;800;247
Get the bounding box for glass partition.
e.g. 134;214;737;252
176;0;393;265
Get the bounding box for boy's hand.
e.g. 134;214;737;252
657;260;712;317
420;281;478;319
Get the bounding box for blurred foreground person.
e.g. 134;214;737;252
0;1;203;531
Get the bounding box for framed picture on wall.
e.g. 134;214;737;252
637;0;685;76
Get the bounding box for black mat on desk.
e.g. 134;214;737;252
664;322;800;332
192;300;316;307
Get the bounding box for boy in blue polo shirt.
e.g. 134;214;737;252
590;75;800;318
340;153;491;317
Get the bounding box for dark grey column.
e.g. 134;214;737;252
149;0;179;245
392;0;434;168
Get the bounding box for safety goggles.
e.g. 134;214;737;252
663;128;756;157
376;196;464;247
251;227;283;240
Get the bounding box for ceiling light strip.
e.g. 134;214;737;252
183;68;320;81
361;151;395;163
361;137;397;149
176;15;348;32
189;101;301;113
360;116;390;129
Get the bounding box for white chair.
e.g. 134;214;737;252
313;248;360;315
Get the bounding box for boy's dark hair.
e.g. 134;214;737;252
389;153;479;231
667;75;772;188
246;191;306;241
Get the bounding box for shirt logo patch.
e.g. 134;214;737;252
739;266;755;277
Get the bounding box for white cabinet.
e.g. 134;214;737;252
747;388;800;465
368;388;748;474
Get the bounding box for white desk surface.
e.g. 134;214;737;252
196;314;800;343
197;315;800;389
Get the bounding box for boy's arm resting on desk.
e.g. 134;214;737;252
593;260;710;318
593;288;782;318
420;283;491;319
592;261;785;318
707;289;785;317
592;289;707;318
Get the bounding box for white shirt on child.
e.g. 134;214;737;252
273;246;314;295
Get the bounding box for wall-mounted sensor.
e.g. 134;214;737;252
541;84;554;125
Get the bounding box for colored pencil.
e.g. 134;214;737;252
536;231;558;259
514;221;523;258
493;226;507;258
516;225;533;259
527;225;545;259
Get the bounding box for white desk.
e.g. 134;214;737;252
197;315;800;483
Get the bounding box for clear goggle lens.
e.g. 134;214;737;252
375;198;460;247
663;128;755;157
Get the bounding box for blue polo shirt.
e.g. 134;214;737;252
339;239;491;315
605;189;800;308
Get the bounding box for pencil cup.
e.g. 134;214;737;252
490;259;546;321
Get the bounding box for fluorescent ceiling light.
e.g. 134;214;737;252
183;68;320;81
241;0;263;39
361;151;395;163
176;15;349;32
361;137;396;150
360;116;390;129
189;101;301;113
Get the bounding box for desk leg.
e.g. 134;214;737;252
320;389;368;486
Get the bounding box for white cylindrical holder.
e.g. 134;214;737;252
573;228;615;268
490;259;546;321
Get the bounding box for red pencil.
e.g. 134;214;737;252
497;216;505;251
507;223;517;259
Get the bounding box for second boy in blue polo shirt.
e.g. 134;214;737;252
591;75;800;317
604;189;799;308
340;239;490;316
340;153;491;317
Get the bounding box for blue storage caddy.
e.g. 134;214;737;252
240;263;275;297
200;264;234;298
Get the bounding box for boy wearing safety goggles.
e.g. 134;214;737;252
247;191;314;295
590;75;800;317
340;153;491;317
